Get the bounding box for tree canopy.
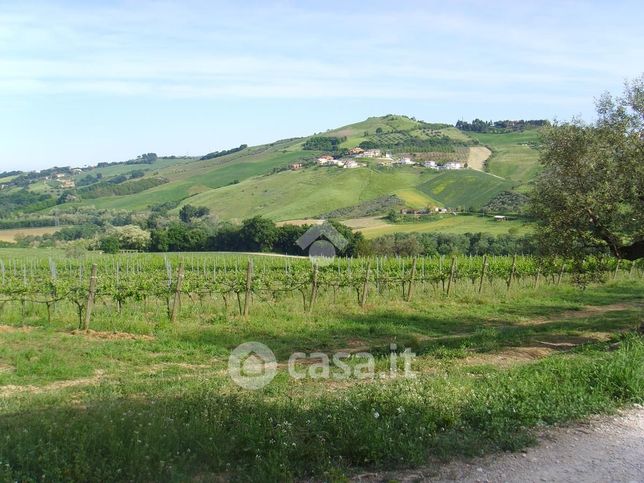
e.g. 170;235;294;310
531;75;644;260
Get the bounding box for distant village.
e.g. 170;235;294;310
294;147;465;170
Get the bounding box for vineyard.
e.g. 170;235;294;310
0;253;640;330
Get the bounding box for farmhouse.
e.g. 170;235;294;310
423;160;438;169
398;157;415;165
316;155;334;165
362;149;381;158
289;163;303;170
442;162;463;170
349;147;364;155
494;215;507;221
342;160;365;169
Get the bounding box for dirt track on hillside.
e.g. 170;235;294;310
467;146;492;171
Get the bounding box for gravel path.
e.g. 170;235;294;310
353;407;644;482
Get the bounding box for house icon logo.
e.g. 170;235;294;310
296;222;348;265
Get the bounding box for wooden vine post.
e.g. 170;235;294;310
446;256;457;296
405;257;417;302
478;255;488;294
557;262;565;285
81;264;98;331
613;259;621;280
243;259;253;317
534;264;541;289
360;261;371;308
170;264;185;323
308;263;319;312
507;255;517;291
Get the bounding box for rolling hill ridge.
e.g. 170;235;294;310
2;115;542;226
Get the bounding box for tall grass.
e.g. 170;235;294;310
1;337;642;482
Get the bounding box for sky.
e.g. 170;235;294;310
1;0;643;171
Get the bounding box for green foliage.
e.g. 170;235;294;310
318;195;404;219
531;75;644;260
302;136;346;151
77;177;168;199
482;191;529;213
239;216;279;252
99;235;120;254
149;222;208;252
360;133;460;152
456;119;548;133
178;204;210;223
0;189;55;218
129;169;145;179
200;144;248;161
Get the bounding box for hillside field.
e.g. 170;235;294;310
0;226;62;242
31;116;540;223
468;130;541;185
343;214;532;238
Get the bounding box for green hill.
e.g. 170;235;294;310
8;115;542;225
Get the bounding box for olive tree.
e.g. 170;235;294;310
531;75;644;260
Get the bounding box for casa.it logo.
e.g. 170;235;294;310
296;222;348;266
228;342;277;390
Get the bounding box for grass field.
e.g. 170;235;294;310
344;214;532;238
0;226;62;242
469;130;541;184
418;170;513;209
0;268;642;480
180;166;441;221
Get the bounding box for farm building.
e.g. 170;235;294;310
362;149;381;158
442;162;463;170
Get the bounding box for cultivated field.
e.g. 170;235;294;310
466;146;492;171
468;130;541;185
0;251;642;480
0;226;61;243
343;214;532;238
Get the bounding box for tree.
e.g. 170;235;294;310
179;204;210;223
111;225;150;251
239;216;277;252
99;236;120;254
531;76;644;260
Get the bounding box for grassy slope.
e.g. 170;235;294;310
418;170;513;209
69;141;315;210
469;130;541;185
183;167;438;222
349;214;532;238
36;117;541;228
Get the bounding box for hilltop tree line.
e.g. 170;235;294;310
455;119;548;133
302;136;347;151
358;134;460;152
97;153;158;168
200;144;248;160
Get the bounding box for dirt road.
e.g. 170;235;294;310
353;407;644;482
